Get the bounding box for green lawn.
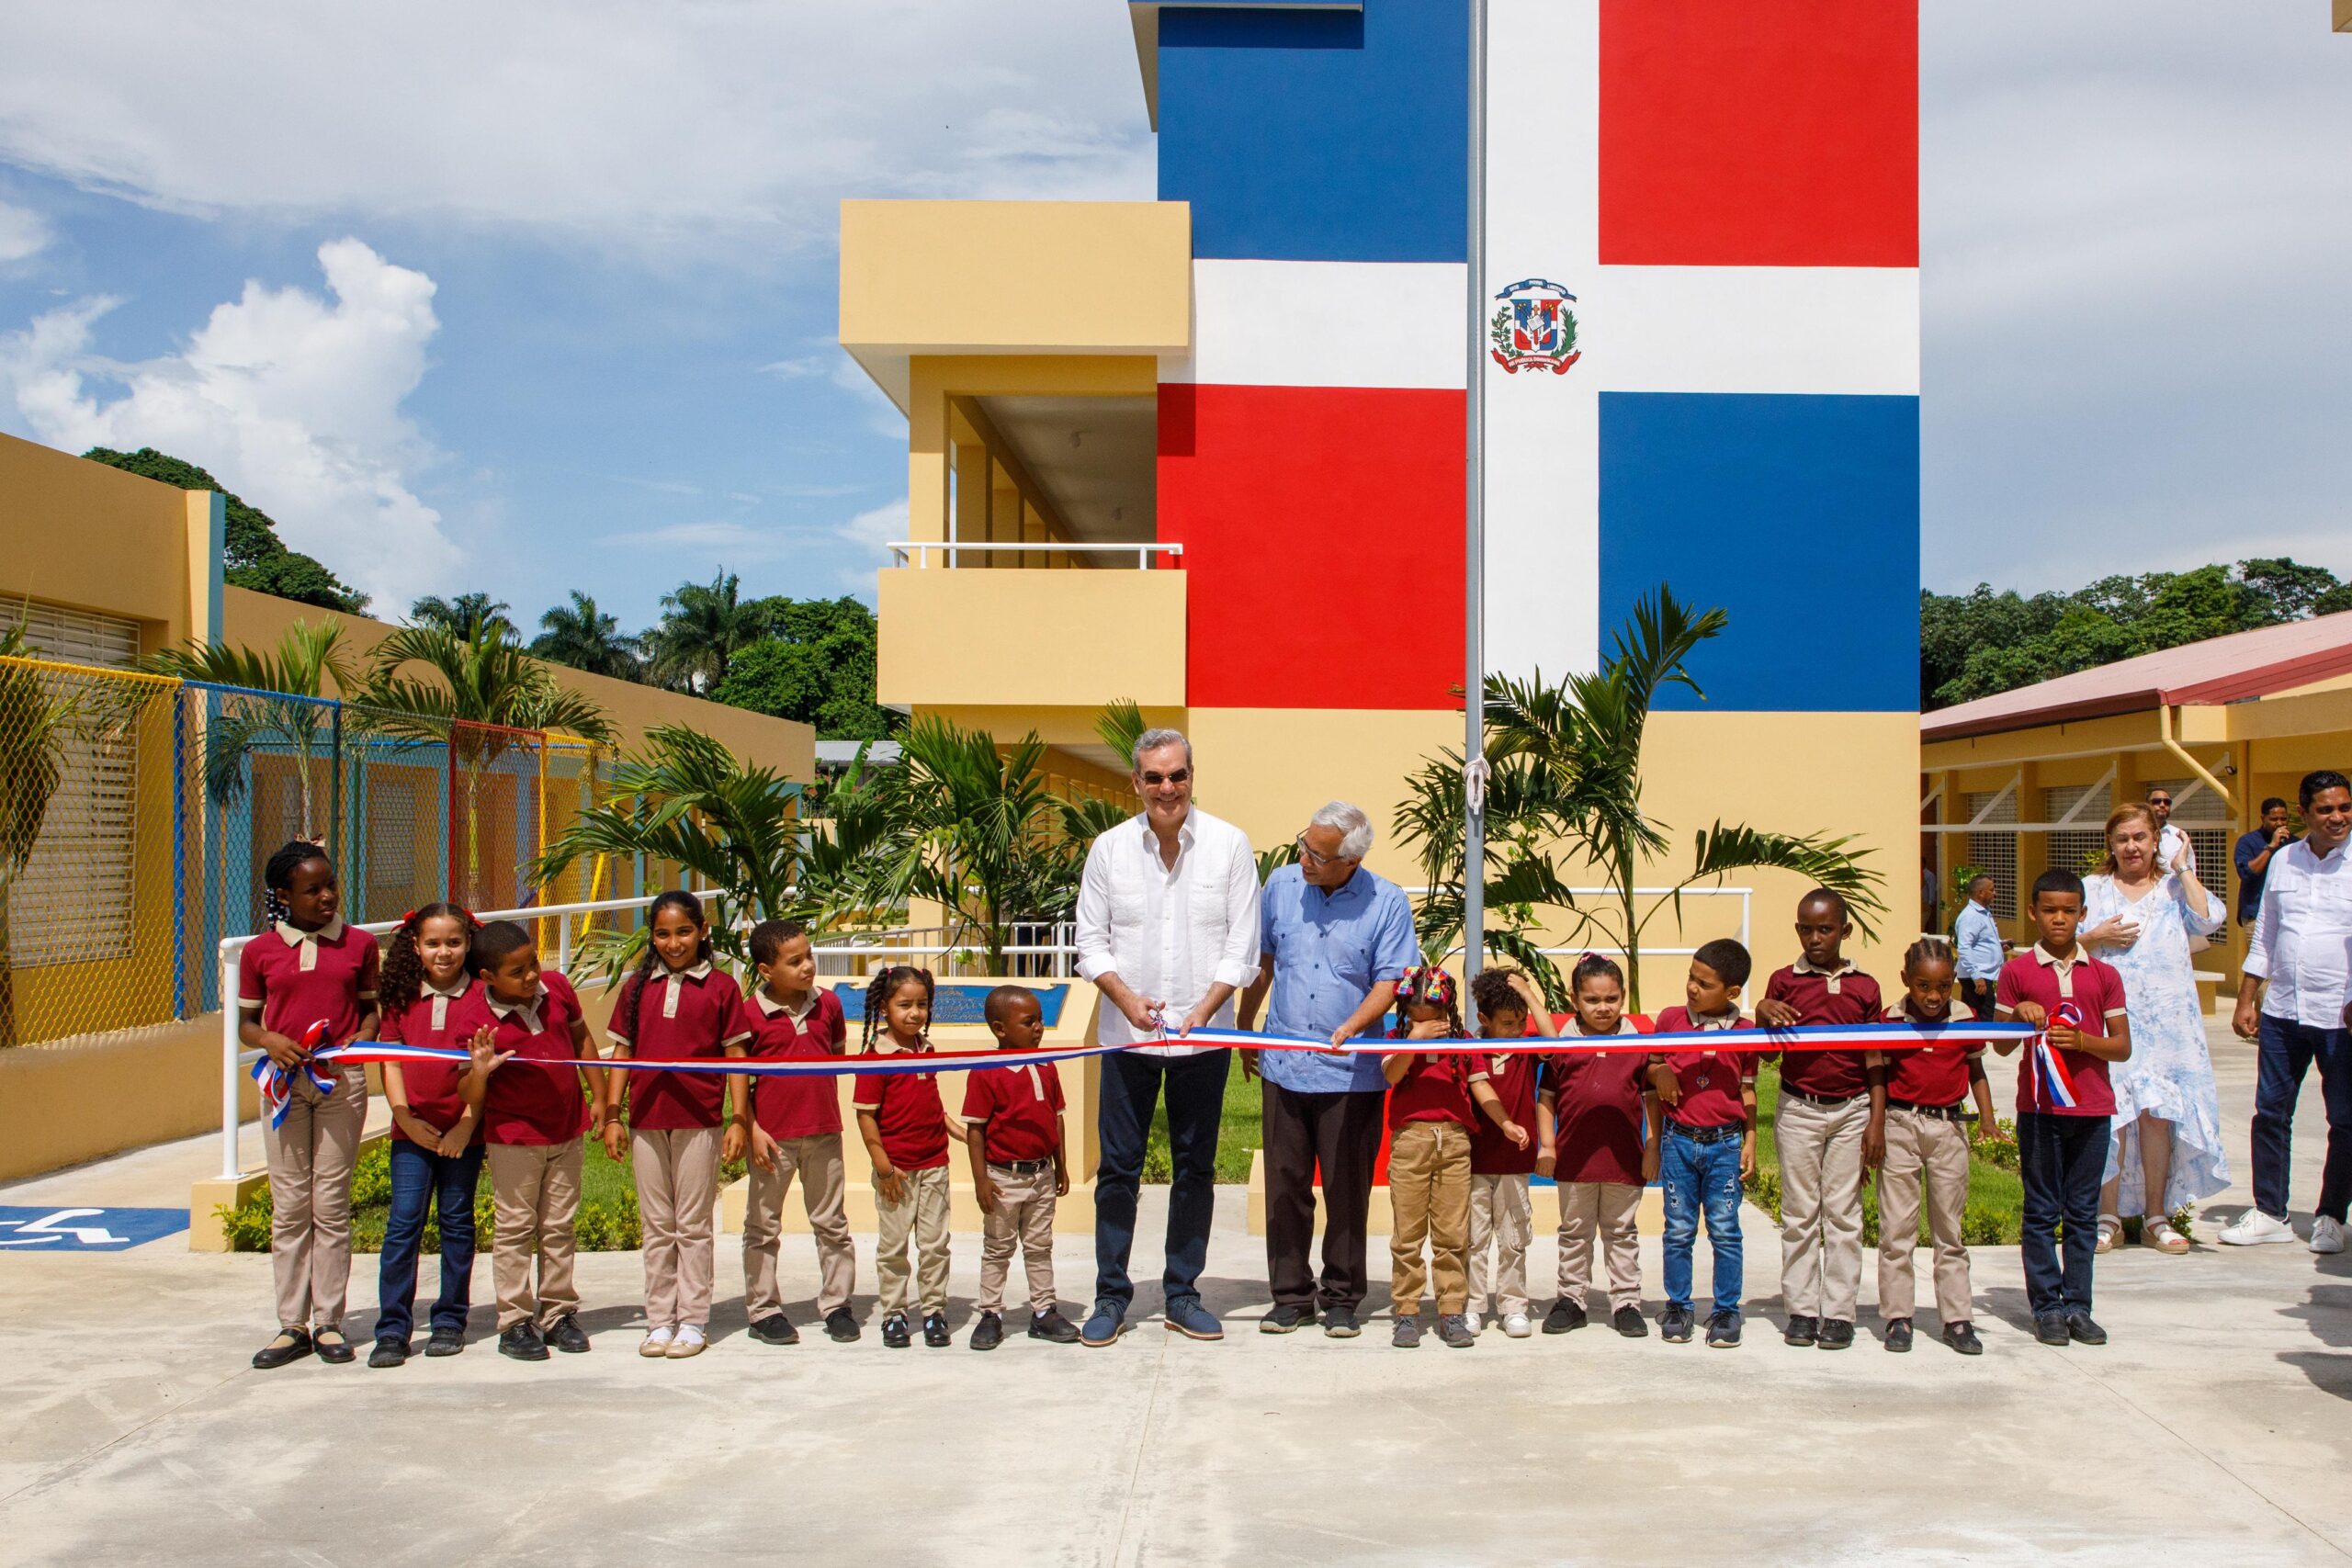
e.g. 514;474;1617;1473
1143;1054;1262;1183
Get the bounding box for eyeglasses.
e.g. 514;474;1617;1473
1139;768;1191;787
1295;833;1354;870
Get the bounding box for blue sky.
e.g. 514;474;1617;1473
0;1;2346;634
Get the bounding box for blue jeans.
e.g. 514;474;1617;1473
2252;1014;2352;1224
1093;1049;1229;1313
2018;1111;2108;1319
378;1137;485;1344
1660;1129;1743;1314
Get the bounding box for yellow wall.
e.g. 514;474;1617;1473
877;567;1185;709
0;432;215;654
0;1017;256;1184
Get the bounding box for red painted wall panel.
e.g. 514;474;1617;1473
1599;0;1917;267
1159;383;1464;710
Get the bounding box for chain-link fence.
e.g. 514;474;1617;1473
0;654;628;1050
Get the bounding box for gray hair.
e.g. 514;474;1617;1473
1310;800;1374;860
1132;728;1193;771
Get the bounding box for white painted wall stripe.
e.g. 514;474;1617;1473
1161;258;1467;389
1590;265;1919;397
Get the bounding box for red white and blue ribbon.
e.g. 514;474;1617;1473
2030;1001;2083;1110
251;1021;345;1128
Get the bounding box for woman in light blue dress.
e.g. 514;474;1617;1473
2082;803;2228;1253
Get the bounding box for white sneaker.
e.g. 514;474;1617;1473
639;1325;675;1358
666;1324;708;1359
2219;1211;2298;1247
2312;1215;2346;1255
1462;1311;1483;1336
1500;1312;1532;1338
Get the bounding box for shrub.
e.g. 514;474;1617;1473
1742;1167;1782;1223
213;1144;649;1253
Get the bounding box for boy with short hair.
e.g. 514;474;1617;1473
1995;869;2133;1347
1754;889;1885;1350
962;987;1079;1349
1647;938;1759;1348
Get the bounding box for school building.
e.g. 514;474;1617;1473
842;0;1923;969
1920;609;2352;1004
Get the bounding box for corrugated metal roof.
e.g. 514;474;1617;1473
1922;608;2352;741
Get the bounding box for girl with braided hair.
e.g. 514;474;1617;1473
851;965;961;1348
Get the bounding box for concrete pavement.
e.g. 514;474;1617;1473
2;1020;2348;1566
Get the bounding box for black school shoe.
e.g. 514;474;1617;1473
922;1312;952;1348
1815;1318;1855;1350
1706;1311;1742;1348
971;1312;1004;1351
1660;1304;1694;1343
368;1338;410;1370
1543;1298;1588;1335
424;1327;465;1358
311;1327;356;1365
1883;1318;1914;1354
1782;1314;1820;1348
499;1322;550;1361
1323;1306;1362;1339
748;1313;800;1346
2033;1314;2071;1347
2064;1311;2108;1346
1941;1322;1984;1357
546;1314;590;1354
251;1328;312;1371
1260;1304;1316;1335
1029;1308;1080;1343
1612;1305;1650;1338
824;1307;862;1343
880;1313;911;1348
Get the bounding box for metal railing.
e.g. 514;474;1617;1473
811;921;1080;980
1419;886;1753;964
886;540;1184;570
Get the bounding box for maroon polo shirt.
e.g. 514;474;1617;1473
1468;1047;1542;1176
1543;1021;1651;1186
1878;1002;1982;1108
1762;961;1882;1099
1651;1006;1757;1131
237;919;379;1047
961;1057;1067;1164
1996;946;2126;1118
731;986;848;1140
1385;1039;1478;1132
460;971;591;1146
379;978;481;1143
851;1041;951;1171
609;964;750;1131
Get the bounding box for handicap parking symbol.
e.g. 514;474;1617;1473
0;1206;188;1251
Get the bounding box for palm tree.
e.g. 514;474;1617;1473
409;592;516;641
646;570;758;693
141;620;355;842
0;625;84;1045
364;623;615;908
1396;587;1886;1008
531;591;642;682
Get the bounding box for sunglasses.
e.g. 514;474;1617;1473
1140;768;1191;787
2148;797;2172;807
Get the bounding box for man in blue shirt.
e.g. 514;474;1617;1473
1238;801;1421;1338
1952;873;2006;1020
2234;797;2294;927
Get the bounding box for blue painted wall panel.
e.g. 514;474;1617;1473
1157;2;1467;262
1598;392;1920;713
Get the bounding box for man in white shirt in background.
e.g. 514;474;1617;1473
1072;728;1261;1347
2147;785;2199;878
2224;769;2352;1253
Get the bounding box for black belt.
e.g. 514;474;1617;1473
988;1157;1055;1176
1889;1099;1971;1122
1781;1088;1864;1109
1665;1120;1745;1145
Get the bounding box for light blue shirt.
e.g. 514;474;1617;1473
1256;864;1421;1094
1954;900;2004;980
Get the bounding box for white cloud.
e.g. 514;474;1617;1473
754;355;827;380
0;237;465;609
835;496;908;592
602;518;789;560
0;3;1153;257
0;200;49;264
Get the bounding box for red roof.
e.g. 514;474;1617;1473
1922;609;2352;741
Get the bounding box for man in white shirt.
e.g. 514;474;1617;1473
2147;786;2199;878
2223;770;2352;1252
1072;728;1260;1346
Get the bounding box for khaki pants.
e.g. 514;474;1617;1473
1557;1180;1643;1313
1388;1120;1472;1316
1468;1173;1532;1316
487;1140;583;1331
876;1165;951;1316
264;1066;367;1330
1878;1108;1974;1325
742;1134;856;1318
977;1164;1059;1314
632;1125;720;1329
1777;1092;1868;1320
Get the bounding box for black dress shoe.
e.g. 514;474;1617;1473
1029;1307;1080;1343
1706;1310;1743;1348
824;1307;862;1343
545;1314;591;1354
1612;1304;1650;1338
311;1328;356;1365
499;1322;550;1361
251;1328;312;1371
2033;1314;2070;1347
1941;1322;1984;1357
1259;1304;1316;1334
1883;1318;1914;1353
2064;1311;2108;1346
1322;1306;1361;1339
748;1313;800;1346
970;1312;1004;1351
881;1313;911;1348
1816;1318;1855;1350
1782;1314;1820;1347
1660;1304;1694;1343
1543;1298;1588;1335
922;1312;952;1348
424;1327;464;1358
368;1338;410;1369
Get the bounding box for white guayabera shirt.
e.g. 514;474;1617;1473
2244;837;2352;1029
1075;807;1261;1058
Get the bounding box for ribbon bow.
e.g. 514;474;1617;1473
2031;1000;2082;1110
251;1020;340;1129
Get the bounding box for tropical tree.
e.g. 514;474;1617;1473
531;591;642;682
408;592;517;640
646;570;759;693
0;625;85;1045
82;446;368;614
1396;587;1886;1009
141;620;356;842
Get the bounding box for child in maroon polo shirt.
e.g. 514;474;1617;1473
1648;938;1759;1348
1753;888;1886;1350
962;986;1080;1350
852;965;960;1349
1464;967;1547;1337
1537;953;1659;1340
1994;869;2133;1348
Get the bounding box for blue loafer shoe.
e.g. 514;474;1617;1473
1080;1302;1126;1348
1163;1297;1223;1341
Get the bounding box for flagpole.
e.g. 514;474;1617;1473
1462;0;1487;986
